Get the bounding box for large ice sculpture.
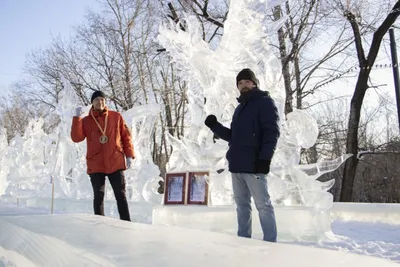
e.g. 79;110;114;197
156;0;350;208
0;0;350;212
51;78;90;199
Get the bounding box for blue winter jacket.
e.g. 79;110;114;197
211;88;280;173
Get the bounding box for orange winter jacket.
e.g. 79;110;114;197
71;107;135;174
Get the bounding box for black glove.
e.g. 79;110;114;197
205;115;218;129
255;159;271;174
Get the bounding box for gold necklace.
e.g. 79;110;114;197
91;109;108;144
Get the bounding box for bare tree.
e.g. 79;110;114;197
334;0;400;201
0;93;33;142
66;0;156;110
271;0;357;114
158;0;228;44
19;46;64;108
306;89;398;202
149;59;188;175
9;45;65;135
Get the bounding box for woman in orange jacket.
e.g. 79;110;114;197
71;91;134;221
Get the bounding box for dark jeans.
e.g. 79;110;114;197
89;170;131;221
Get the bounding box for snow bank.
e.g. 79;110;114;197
0;207;397;267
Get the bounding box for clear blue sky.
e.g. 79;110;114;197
0;0;99;94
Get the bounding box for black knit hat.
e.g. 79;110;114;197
236;68;258;87
91;91;106;103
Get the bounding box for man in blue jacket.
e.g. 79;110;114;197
204;68;280;242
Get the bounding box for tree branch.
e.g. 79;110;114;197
367;1;400;66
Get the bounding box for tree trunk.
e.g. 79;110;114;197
273;5;293;114
294;54;302;109
340;1;400;201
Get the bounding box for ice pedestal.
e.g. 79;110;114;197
152;205;331;242
331;203;400;225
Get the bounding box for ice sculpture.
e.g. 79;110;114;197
49;78;90;199
0;128;9;195
3;119;53;198
122;104;163;203
156;0;350;208
1;77;162;203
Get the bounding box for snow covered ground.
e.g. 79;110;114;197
0;201;399;266
317;220;400;262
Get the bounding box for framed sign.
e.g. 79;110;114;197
187;171;209;205
164;172;187;205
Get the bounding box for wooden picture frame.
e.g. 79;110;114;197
187;171;209;205
163;172;187;205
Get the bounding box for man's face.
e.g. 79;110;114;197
237;80;255;93
92;97;106;111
